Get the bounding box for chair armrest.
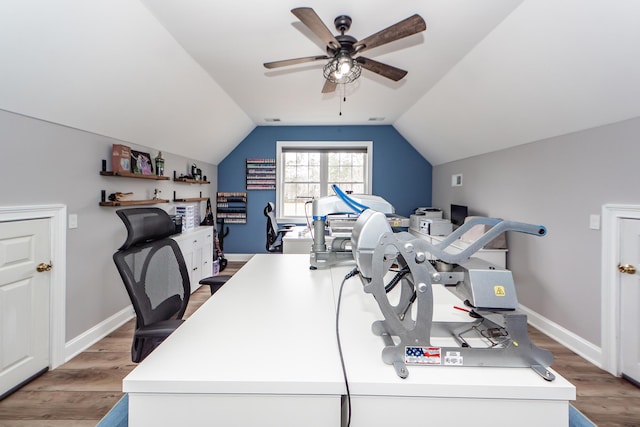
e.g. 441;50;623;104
278;224;297;233
199;275;231;295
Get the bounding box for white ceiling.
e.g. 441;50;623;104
0;1;638;166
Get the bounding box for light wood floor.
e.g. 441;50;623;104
0;260;638;426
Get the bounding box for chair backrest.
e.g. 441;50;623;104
264;202;279;251
113;208;190;328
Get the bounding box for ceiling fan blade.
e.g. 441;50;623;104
356;57;407;81
354;14;426;54
321;79;337;93
291;7;341;50
264;55;329;69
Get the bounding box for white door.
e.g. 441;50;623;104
0;218;51;398
620;218;640;384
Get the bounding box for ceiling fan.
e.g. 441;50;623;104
263;7;427;93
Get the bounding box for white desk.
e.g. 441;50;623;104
282;225;329;254
123;254;575;427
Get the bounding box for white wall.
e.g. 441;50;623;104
0;109;217;346
432;117;640;351
0;0;254;166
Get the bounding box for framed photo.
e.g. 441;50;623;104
112;144;131;173
131;150;154;175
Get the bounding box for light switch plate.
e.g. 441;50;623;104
68;214;78;229
451;174;463;187
589;214;600;230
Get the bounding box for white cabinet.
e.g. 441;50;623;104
173;226;214;293
409;229;508;268
282;226;324;254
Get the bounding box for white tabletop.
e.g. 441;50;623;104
124;254;344;395
124;254;574;402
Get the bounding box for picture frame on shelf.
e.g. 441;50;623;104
131;150;153;175
112;144;131;173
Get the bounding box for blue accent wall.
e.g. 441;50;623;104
217;125;432;254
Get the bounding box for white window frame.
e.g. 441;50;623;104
276;141;373;223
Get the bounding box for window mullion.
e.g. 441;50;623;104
320;152;329;197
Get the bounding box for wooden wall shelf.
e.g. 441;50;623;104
99;199;170;207
99;163;208;208
100;171;170;181
173;197;208;202
173;177;210;184
172;191;208;203
172;170;210;184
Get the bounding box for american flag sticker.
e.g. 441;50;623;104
405;346;442;365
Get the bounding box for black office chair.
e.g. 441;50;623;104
113;208;191;363
263;202;294;253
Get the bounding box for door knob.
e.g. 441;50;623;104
36;262;53;272
618;264;636;275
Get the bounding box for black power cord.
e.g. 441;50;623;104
336;267;359;427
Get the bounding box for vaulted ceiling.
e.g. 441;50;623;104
1;1;638;166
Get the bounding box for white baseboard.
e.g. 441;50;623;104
224;253;255;262
520;304;602;368
64;305;135;363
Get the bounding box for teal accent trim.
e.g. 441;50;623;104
97;393;128;427
569;404;596;427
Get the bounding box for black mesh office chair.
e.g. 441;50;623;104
263;202;294;253
113;208;190;363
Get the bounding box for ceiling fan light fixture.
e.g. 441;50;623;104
265;8;426;92
323;53;361;84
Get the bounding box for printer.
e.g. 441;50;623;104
409;207;452;236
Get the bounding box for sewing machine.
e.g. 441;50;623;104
351;209;556;381
309;186;402;269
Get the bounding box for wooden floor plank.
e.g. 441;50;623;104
58;352;134;370
575;395;640;426
0;421;97;426
0;390;122;421
19;368;133;392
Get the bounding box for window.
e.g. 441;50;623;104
276;141;372;221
